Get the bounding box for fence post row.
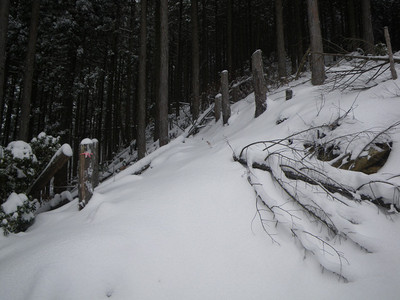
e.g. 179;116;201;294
78;138;99;210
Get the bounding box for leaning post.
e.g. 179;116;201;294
78;138;96;210
221;70;230;125
384;26;398;80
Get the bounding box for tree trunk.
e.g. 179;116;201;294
0;0;9;125
275;0;286;79
191;0;200;120
125;2;136;145
221;70;230;125
153;0;161;142
137;0;147;159
361;0;374;54
158;0;169;146
19;0;40;142
346;0;357;50
227;0;233;73
252;50;267;118
307;0;325;85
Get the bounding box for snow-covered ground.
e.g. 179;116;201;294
1;62;400;299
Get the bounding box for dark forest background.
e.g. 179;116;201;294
0;0;399;176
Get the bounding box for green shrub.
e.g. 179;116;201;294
0;133;61;235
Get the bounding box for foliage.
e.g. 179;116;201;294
0;133;60;235
0;193;38;235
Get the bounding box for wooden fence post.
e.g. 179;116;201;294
286;88;293;100
92;138;99;188
78;138;98;210
384;26;398;80
221;70;230;125
215;93;222;122
252;49;267;117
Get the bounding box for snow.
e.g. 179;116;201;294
80;138;93;145
6;141;36;161
1;193;28;214
1;62;400;299
61;143;73;157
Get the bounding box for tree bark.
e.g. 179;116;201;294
19;0;40;142
221;70;230;125
227;0;233;73
125;2;136;144
307;0;325;85
191;0;200;121
0;0;9;125
137;0;147;159
275;0;286;79
158;0;169;146
346;0;357;51
252;50;267;118
361;0;374;54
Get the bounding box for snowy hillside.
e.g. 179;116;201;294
1;62;400;299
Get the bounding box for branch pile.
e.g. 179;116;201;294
234;121;400;281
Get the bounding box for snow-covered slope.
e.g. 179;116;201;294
1;64;400;299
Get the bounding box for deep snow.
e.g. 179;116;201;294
1;61;400;299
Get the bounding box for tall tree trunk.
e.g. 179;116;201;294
307;0;325;85
137;0;147;159
346;0;357;50
125;2;136;145
158;0;169;146
0;0;10;126
191;0;200;120
153;0;161;142
361;0;374;54
275;0;286;79
174;0;183;118
19;0;40;141
226;0;233;73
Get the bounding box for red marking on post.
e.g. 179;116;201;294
80;152;93;158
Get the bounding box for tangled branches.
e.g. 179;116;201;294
234;122;400;280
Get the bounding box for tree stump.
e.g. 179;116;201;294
221;70;230;125
215;93;222;122
252;50;267;117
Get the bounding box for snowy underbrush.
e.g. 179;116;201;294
231;59;400;281
0;133;60;234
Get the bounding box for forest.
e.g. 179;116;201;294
0;0;400;183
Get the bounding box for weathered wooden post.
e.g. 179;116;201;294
221;70;230;125
92;138;99;188
384;26;398;80
286;88;293;100
215;93;222;122
252;49;267;117
78;138;98;210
